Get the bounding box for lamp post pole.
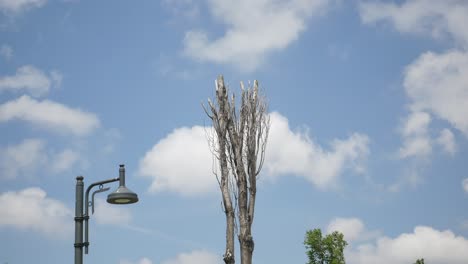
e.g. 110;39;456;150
74;164;138;264
74;176;84;264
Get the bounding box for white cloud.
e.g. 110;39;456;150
401;111;431;137
265;112;370;188
50;149;80;173
161;250;220;264
404;50;468;136
326;217;468;263
398;111;431;158
0;0;46;14
139;112;369;195
0;139;81;179
360;1;467;190
462;178;468;193
0;138;47;179
94;198;132;226
120;258;153;264
437;128;456;155
0;187;72;238
0;95;100;136
347;226;468;264
327;217;380;243
0;44;13;60
139;125;215;196
360;1;468;160
399;137;431;159
336;218;468;263
139;259;152;264
183;0;331;71
359;0;468;47
0;65;61;96
327;217;365;242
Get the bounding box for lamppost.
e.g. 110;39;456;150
74;164;139;264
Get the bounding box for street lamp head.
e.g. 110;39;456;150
106;164;139;204
107;185;138;204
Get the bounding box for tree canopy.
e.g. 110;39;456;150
304;229;347;264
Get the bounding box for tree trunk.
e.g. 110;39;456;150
215;76;235;264
205;75;269;264
219;130;235;264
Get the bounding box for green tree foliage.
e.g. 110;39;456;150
414;259;425;264
304;229;347;264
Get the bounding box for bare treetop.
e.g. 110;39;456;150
204;75;270;264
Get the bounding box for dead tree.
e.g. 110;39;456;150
204;75;270;264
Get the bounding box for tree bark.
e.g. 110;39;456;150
215;76;235;264
205;75;269;264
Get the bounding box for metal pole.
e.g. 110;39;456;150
74;176;84;264
119;164;125;186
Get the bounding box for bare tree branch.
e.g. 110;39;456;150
205;75;269;264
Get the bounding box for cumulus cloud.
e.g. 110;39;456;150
360;1;468;162
0;138;46;179
0;44;13;60
462;178;468;193
119;258;153;264
401;111;431;137
327;217;468;263
139;125;215;196
0;139;81;179
50;149;80;173
347;226;468;264
359;0;468;46
94;198;132;226
161;250;220;264
327;217;381;243
0;187;73;238
404;50;468;136
183;0;332;71
398;111;431;158
360;0;468;137
0;95;100;136
0;0;46;14
437;128;456;155
139;112;369;195
0;65;61;97
397;49;468;159
327;217;365;242
265;112;370;188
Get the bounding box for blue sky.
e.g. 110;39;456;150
1;0;468;263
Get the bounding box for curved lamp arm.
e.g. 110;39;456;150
83;177;119;254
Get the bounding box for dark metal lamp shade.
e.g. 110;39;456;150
107;185;138;204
